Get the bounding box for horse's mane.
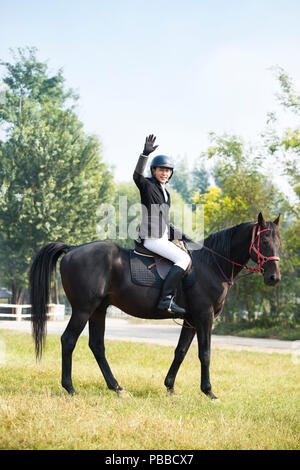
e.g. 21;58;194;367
193;222;252;266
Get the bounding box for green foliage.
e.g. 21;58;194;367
271;65;300;114
0;48;115;301
264;66;300;209
193;133;286;232
169;156;194;203
169;156;210;205
191;159;210;195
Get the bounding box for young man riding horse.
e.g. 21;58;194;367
133;134;192;316
29;131;282;399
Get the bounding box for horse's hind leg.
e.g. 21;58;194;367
61;309;90;395
88;308;124;395
164;322;196;394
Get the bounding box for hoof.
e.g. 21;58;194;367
63;386;77;396
166;387;175;395
206;391;218;401
212;397;220;403
116;388;131;398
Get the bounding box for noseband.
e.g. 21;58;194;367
249;224;280;272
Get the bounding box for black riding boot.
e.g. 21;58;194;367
157;265;186;317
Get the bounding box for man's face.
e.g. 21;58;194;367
152;166;172;184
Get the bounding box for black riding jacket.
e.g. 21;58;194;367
133;153;191;241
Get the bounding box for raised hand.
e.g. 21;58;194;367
143;134;159;156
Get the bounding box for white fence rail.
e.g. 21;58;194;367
0;303;65;321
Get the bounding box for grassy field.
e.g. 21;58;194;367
0;329;299;450
212;320;300;341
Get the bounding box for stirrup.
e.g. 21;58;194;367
166;296;185;315
167;297;175;313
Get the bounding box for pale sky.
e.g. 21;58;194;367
1;0;299;181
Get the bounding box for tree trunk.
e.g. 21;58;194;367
246;297;255;322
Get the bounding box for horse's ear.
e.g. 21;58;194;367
273;214;281;226
258;212;266;227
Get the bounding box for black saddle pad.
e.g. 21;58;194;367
129;250;195;289
130;250;162;288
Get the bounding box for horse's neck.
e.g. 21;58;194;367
229;222;255;278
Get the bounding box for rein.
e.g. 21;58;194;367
201;223;280;285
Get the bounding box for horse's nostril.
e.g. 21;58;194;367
269;274;281;283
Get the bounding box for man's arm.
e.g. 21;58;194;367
169;222;194;243
133;154;149;183
133;135;158;187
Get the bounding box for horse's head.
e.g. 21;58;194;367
250;213;282;286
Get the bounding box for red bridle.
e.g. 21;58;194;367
249;224;280;272
202;223;281;276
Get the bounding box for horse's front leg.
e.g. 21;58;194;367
196;311;218;400
164;321;196;394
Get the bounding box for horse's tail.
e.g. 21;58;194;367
29;242;70;360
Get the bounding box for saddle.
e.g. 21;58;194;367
130;239;195;289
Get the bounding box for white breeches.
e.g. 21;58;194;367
143;237;191;271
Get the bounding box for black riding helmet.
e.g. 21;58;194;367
150;155;174;181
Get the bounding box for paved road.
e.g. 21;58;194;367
0;318;298;354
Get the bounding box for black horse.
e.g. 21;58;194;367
29;212;281;400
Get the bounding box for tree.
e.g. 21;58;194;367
169;155;210;210
191;158;210;195
193;133;286;232
262;67;300;325
263;66;300;205
0;47;115;303
169;156;194;203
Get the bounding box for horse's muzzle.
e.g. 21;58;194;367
264;272;281;286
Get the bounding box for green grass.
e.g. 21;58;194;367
213;321;300;341
0;330;299;450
